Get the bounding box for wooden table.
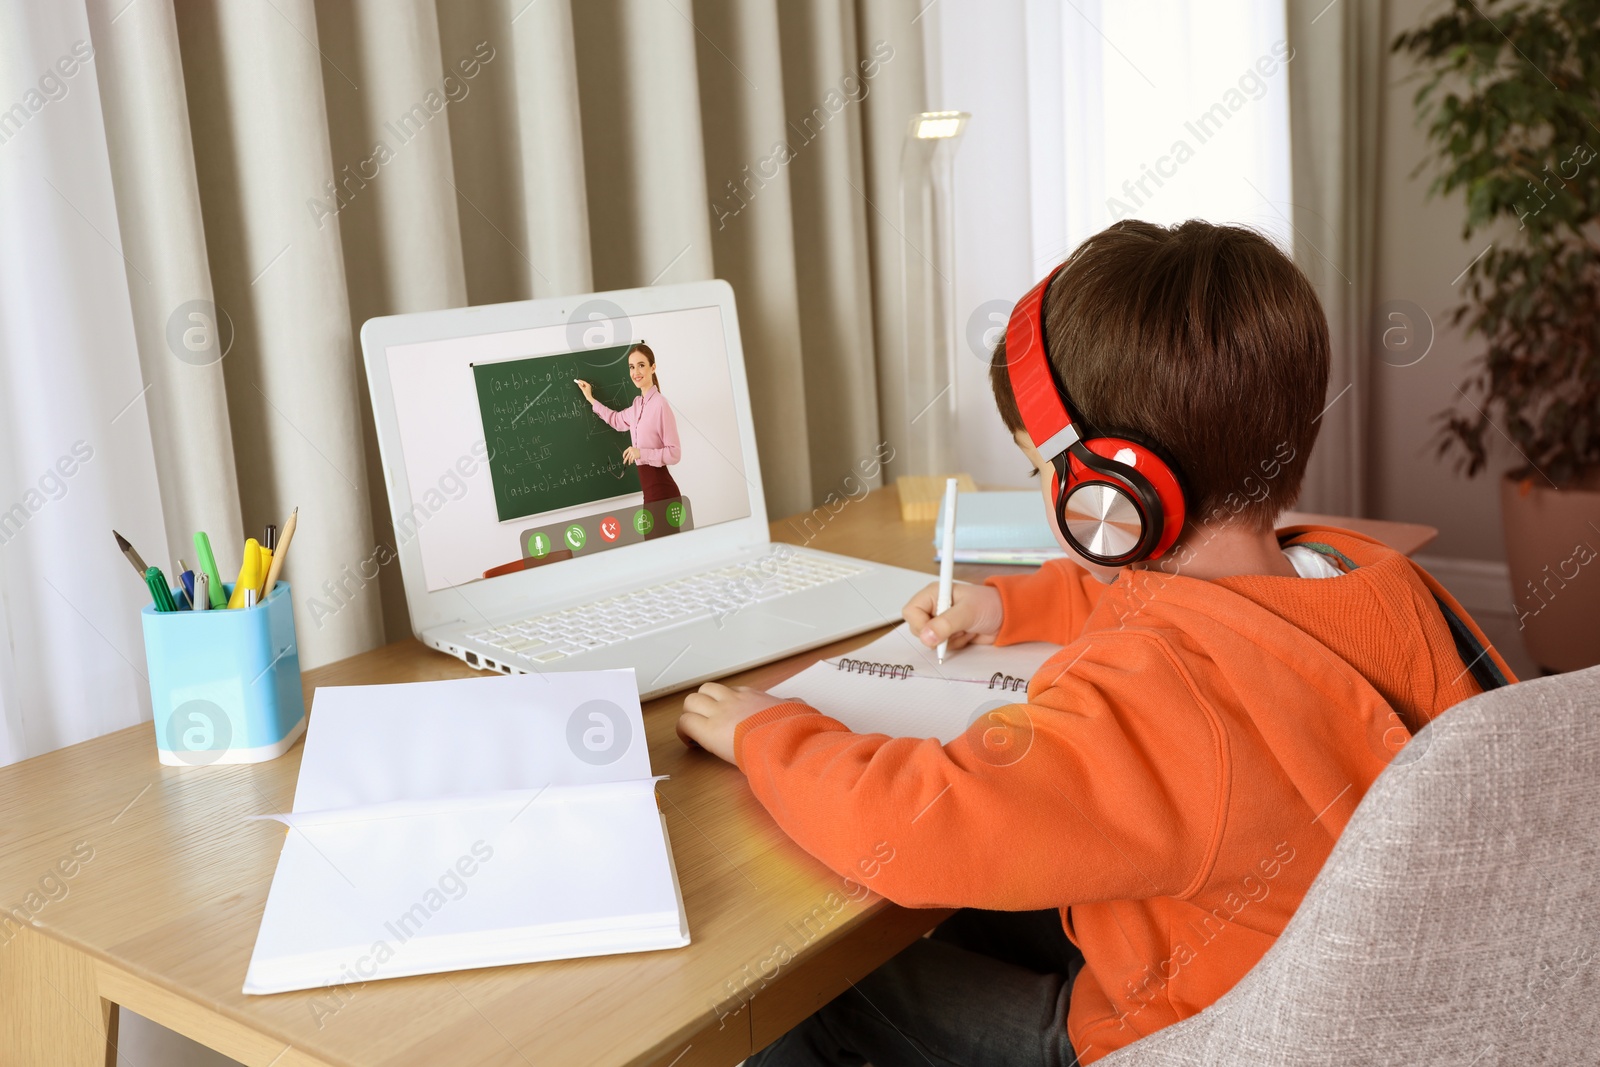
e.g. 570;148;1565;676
0;489;1435;1066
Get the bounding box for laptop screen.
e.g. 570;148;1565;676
383;304;752;592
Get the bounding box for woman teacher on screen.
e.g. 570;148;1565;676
575;343;682;537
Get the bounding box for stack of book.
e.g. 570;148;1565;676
932;491;1065;566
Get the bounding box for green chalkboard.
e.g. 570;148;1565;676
472;345;642;522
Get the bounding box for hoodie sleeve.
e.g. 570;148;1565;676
733;634;1222;910
985;558;1110;647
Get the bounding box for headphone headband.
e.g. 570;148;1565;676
1000;261;1189;565
1004;264;1078;462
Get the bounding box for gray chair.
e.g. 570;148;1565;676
1100;665;1600;1067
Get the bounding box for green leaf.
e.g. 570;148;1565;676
1397;0;1600;483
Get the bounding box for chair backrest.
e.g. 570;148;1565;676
1099;666;1600;1067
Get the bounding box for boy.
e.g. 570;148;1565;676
678;220;1512;1066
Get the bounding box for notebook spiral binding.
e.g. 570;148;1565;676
988;672;1027;692
836;658;915;679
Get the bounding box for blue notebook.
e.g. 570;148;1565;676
932;491;1066;565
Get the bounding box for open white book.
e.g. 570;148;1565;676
770;624;1064;743
243;670;688;996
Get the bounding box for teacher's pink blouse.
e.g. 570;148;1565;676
591;386;681;467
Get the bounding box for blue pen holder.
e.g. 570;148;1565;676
141;582;306;766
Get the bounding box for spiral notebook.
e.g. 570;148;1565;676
770;624;1063;743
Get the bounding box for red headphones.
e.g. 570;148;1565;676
1004;264;1188;565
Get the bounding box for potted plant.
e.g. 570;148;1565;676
1395;0;1600;672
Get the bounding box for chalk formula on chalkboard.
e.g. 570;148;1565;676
472;346;643;521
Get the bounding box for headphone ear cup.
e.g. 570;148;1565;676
1046;449;1148;565
1059;478;1150;564
1057;444;1161;565
1079;435;1187;561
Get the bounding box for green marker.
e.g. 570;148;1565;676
145;567;178;612
193;531;228;609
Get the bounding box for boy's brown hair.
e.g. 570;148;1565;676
990;219;1329;528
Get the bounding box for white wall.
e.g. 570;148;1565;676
1369;0;1514;563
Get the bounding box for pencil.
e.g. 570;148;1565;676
935;478;958;663
261;507;297;595
113;530;148;580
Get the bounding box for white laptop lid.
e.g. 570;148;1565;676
361;281;770;636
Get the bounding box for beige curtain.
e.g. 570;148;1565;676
1285;0;1382;516
86;0;926;668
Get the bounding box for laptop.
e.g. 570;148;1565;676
361;280;931;699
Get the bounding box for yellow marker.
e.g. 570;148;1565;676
256;543;273;596
228;538;262;609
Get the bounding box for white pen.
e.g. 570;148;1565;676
935;477;958;664
193;571;210;611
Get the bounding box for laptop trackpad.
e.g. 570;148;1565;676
623;612;803;692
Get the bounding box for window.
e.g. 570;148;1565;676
1029;0;1294;273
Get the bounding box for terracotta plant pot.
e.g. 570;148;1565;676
1501;472;1600;673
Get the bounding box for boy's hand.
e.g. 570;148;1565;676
677;683;788;764
902;581;1003;652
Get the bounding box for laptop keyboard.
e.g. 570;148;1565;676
462;550;868;667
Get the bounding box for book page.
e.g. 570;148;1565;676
293;670;651;814
246;671;687;994
244;782;687;994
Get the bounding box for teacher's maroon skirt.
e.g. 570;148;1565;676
638;463;681;503
638;463;680;540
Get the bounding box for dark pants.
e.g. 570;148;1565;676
746;909;1084;1067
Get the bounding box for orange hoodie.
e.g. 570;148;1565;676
733;527;1514;1063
